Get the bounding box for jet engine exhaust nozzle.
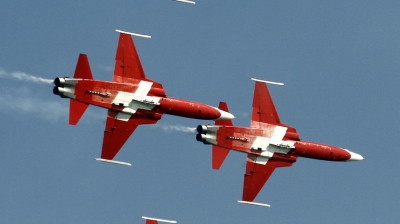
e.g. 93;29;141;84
53;86;60;95
54;77;66;87
196;133;214;145
197;125;208;134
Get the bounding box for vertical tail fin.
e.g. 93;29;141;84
212;102;232;170
69;54;92;125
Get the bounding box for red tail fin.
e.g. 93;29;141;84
73;54;93;79
212;102;232;170
69;54;92;125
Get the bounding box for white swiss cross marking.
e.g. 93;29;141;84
250;126;295;165
112;81;161;121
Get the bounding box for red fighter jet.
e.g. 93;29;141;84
196;78;363;207
53;30;234;166
142;216;177;224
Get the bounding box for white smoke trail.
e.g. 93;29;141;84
0;80;105;124
0;92;106;123
98;65;114;72
0;92;67;121
156;124;197;134
0;68;53;84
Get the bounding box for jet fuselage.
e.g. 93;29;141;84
196;124;363;162
54;77;234;121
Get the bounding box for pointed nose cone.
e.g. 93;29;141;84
216;108;235;120
347;150;364;162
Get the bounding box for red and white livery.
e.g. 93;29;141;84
53;30;234;166
196;78;363;205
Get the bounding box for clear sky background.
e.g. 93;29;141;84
1;1;399;223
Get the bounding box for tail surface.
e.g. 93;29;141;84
69;54;92;125
212;102;232;170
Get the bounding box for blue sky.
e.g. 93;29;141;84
1;1;399;223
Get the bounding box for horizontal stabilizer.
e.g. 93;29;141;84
142;216;177;223
95;158;131;166
69;100;89;125
237;200;271;207
211;102;232;169
215;102;233;126
212;145;230;170
69;54;92;125
74;54;93;80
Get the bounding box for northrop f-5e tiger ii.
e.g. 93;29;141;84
53;30;234;166
196;78;363;206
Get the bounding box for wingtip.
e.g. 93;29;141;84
251;78;284;86
95;158;132;166
142;216;177;223
237;200;271;207
115;29;151;38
